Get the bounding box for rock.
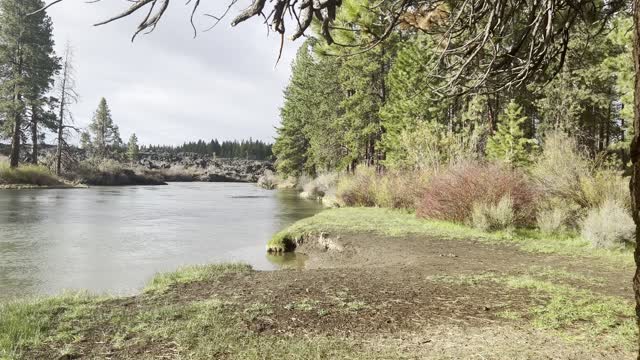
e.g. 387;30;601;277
137;152;274;183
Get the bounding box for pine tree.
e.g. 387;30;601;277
0;0;59;167
486;100;537;167
272;42;315;176
88;98;122;158
127;133;140;162
79;131;91;150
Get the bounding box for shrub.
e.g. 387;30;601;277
257;170;279;189
335;167;377;206
417;162;538;226
300;172;340;200
581;200;635;249
580;169;630;210
0;162;63;186
335;167;430;210
471;196;515;232
533;131;592;207
536;207;570;235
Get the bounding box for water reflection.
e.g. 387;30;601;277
0;184;322;300
266;252;308;270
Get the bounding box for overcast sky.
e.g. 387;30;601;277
47;1;300;146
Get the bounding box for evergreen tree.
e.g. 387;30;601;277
79;131;91;150
486;100;537;167
272;42;315;176
0;0;59;167
88;98;122;158
127;133;140;162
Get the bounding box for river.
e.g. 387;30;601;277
0;183;323;300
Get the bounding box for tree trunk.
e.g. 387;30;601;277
631;2;640;359
55;115;64;175
31;105;38;165
9;90;22;168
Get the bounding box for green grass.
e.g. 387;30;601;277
0;292;105;359
271;207;633;265
430;272;636;350
503;275;636;348
0;263;403;360
0;162;63;186
144;263;252;293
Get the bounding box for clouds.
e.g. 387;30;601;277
47;0;299;145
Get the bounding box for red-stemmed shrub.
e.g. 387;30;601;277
417;162;539;226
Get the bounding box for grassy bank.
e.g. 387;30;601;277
268;207;633;265
0;264;394;360
0;163;68;188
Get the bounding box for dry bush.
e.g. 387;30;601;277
536;207;570;235
335;167;429;210
533;131;629;210
0;162;63;186
532;131;592;208
335;167;377;206
471;196;515;232
257;170;279;189
581;200;635;249
300;172;339;199
417;162;538;226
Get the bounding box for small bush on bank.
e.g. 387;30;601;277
417;162;538;226
257;170;279;189
536;207;571;235
335;167;377;206
335;167;429;210
581;200;635;249
300;172;339;199
0;162;63;186
471;196;515;232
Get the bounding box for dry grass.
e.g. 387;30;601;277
0;162;63;186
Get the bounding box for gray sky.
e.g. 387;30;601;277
48;1;300;146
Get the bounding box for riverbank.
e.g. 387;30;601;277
1;208;635;359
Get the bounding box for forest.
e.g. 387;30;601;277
264;0;635;248
144;139;272;160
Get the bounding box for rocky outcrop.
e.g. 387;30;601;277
138;152;274;183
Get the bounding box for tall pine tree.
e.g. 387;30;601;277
0;0;59;167
88;98;122;158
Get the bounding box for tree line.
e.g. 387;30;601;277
143;139;273;160
272;1;632;177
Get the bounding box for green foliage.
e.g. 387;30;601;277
146;139;272;160
486;100;537;166
126;133;139;162
87;98;122;158
0;0;59;167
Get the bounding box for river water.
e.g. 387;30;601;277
0;183;323;300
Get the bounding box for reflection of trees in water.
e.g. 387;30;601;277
266;252;308;270
273;190;323;230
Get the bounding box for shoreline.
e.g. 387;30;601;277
0;208;636;359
